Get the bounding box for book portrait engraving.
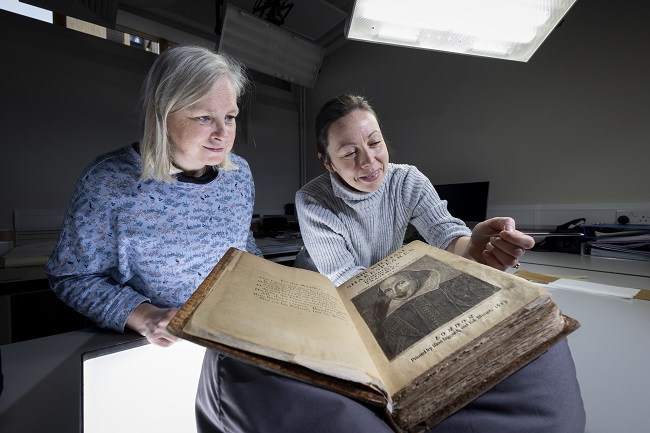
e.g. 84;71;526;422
351;255;500;360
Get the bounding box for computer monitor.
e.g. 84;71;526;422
433;181;490;227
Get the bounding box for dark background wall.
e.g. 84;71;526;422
0;9;300;228
1;0;648;230
306;0;650;208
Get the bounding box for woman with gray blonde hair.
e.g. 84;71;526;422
46;45;261;347
138;45;249;182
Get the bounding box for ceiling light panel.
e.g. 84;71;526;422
346;0;578;61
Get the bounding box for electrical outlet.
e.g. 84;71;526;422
616;210;650;225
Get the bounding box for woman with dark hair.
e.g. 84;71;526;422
295;94;533;284
287;94;586;433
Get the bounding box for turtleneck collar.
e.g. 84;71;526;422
329;164;392;209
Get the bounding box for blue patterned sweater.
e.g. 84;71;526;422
45;145;261;332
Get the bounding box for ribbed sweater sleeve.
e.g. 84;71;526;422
295;164;471;286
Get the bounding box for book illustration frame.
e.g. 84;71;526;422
352;255;501;361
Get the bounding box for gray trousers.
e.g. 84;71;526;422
196;338;585;433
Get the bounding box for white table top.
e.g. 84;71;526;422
549;289;650;433
521;250;650;279
511;252;650;433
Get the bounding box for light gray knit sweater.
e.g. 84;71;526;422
294;163;471;286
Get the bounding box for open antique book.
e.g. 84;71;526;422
168;240;579;432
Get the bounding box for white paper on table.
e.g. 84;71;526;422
546;278;640;299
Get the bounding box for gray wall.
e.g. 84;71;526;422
0;11;152;229
0;10;299;229
305;0;650;209
1;0;649;231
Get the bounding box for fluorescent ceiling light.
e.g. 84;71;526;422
19;0;118;27
346;0;578;62
218;4;326;89
5;0;52;23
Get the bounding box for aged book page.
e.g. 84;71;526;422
175;241;577;432
336;241;555;396
184;250;384;388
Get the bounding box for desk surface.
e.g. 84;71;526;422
550;290;650;433
0;266;45;285
521;250;650;279
515;252;650;433
513;259;650;433
1;253;649;433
